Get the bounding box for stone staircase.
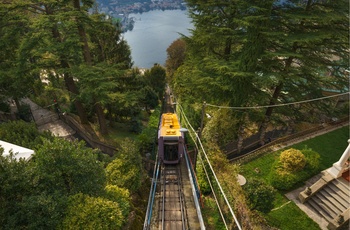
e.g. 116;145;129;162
21;98;75;137
304;177;350;229
29;103;60;126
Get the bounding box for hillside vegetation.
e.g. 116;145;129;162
0;0;348;229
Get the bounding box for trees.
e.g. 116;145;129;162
173;0;349;149
32;138;106;196
88;14;132;68
72;63;125;134
62;193;124;230
0;135;126;229
105;138;142;193
144;64;167;100
0;123;138;229
104;185;130;218
0;120;53;149
202;107;238;146
166;38;187;80
0;148;32;229
1;0;134;135
16;0;91;124
256;0;349;142
0;2;36;110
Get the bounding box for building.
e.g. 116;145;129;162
0;140;34;161
299;139;350;229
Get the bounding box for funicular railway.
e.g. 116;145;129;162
144;87;205;230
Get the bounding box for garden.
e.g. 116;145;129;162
240;125;349;229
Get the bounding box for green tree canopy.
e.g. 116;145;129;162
105;138;142;193
32;138;106;196
0;120;53;149
0;2;37;107
104;185;130;218
1;0;134;130
0;148;32;229
144;64;167;99
173;0;349;148
166;38;187;80
62;193;124;230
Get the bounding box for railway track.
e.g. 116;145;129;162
157;163;188;229
144;86;204;230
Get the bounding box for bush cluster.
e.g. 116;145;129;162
0;121;141;229
243;178;276;213
269;148;320;190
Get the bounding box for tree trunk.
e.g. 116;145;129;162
73;0;108;133
46;5;89;124
13;97;21;112
258;82;283;142
237;124;245;153
95;102;108;135
259;1;313;142
259;56;294;142
73;0;92;65
63;74;89;124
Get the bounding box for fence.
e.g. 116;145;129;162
230;116;349;164
61;113;117;156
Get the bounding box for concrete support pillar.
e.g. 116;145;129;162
327;139;350;178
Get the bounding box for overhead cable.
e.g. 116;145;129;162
177;104;243;230
178;106;229;229
206;92;349;109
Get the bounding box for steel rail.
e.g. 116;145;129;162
183;146;206;230
177;163;187;229
159;164;188;230
143;159;161;230
161;165;166;230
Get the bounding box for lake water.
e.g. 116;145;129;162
123;10;193;69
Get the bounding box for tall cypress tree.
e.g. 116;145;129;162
176;0;349;145
8;0;91;124
0;2;36;110
257;0;349;141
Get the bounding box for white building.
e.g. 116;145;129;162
0;140;34;161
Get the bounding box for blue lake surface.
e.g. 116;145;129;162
123;10;193;69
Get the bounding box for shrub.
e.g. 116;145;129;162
196;162;211;195
269;148;322;190
279;148;306;172
244;178;276;213
136;107;160;154
301;148;320;171
269;167;298;190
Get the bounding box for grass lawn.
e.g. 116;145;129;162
266;197;320;230
96;122;139;146
240;125;349;229
107;123;138;140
